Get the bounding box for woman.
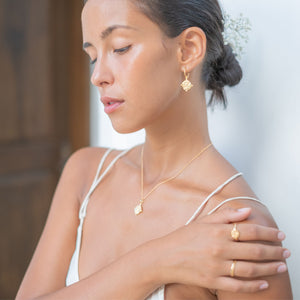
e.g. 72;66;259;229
16;0;292;299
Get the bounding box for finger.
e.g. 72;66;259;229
229;243;290;261
224;260;287;278
215;277;269;293
198;207;252;224
226;223;286;242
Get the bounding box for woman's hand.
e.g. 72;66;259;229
157;207;290;294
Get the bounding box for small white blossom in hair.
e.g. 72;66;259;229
222;13;252;60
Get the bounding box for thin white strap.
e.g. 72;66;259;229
93;148;114;183
79;148;133;219
146;285;165;300
67;147;136;286
66;217;84;285
185;172;243;225
207;196;265;215
78;148;113;219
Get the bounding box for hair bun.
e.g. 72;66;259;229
206;45;243;106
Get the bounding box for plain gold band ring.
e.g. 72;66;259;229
231;223;240;241
230;260;237;277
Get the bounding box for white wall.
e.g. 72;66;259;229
90;0;300;296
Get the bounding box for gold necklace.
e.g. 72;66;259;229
134;143;212;215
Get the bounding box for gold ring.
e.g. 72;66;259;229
230;260;237;277
231;223;240;241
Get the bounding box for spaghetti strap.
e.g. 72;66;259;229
185;172;243;225
78;148;112;220
207;196;264;215
66;146;134;286
79;148;132;220
93;148;114;183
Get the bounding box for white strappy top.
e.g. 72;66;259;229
65;148;263;299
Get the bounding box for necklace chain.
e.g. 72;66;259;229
134;143;212;215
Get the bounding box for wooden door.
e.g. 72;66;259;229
0;0;89;298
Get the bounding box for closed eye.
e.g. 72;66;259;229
114;45;131;54
89;45;131;64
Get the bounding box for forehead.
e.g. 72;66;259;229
82;0;132;22
81;0;159;40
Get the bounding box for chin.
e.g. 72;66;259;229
111;121;144;134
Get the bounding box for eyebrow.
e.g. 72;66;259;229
83;25;137;49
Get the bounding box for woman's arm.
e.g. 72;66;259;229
19;240;164;300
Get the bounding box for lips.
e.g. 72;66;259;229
101;96;124;114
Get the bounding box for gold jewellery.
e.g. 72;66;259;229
231;223;240;241
181;70;193;92
230;224;240;277
134;143;213;216
230;260;237;277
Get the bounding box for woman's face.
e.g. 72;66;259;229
82;0;183;133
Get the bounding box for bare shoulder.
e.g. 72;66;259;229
216;178;275;228
202;149;276;228
61;147;111;202
64;147;109;180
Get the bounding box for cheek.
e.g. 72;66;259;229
118;44;181;111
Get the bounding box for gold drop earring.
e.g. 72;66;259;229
181;70;193;92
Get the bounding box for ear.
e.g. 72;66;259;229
177;27;207;73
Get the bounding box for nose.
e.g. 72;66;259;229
90;59;114;88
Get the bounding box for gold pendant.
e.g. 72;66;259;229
181;79;193;92
134;203;143;215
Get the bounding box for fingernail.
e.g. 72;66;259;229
283;250;291;258
277;264;287;273
237;208;251;212
260;282;269;290
277;231;286;240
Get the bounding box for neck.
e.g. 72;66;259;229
142;86;212;183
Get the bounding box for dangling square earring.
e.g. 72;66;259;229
181;70;193;92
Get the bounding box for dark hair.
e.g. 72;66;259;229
84;0;243;107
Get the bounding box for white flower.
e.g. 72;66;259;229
222;13;252;60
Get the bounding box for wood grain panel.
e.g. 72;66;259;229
0;0;89;298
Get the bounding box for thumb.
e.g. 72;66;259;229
197;207;252;224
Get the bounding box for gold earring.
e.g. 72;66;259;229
181;70;193;92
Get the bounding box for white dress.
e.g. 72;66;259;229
66;148;263;299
